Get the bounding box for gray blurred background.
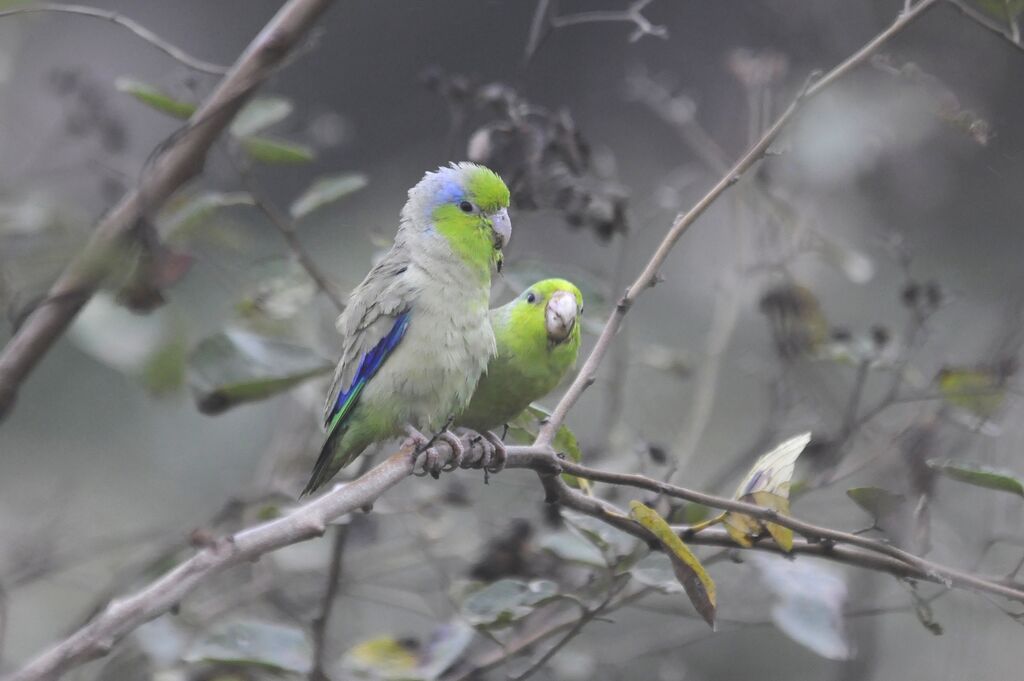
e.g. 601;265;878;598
1;1;1023;679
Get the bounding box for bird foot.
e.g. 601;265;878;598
405;425;464;479
437;430;465;472
483;430;507;474
460;429;507;482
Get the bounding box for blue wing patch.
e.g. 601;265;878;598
326;311;411;430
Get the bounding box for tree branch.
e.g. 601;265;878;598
11;436;1024;681
3;446;415;681
945;0;1024;52
534;0;942;447
524;0;667;61
9;3;1023;678
508;578;628;681
309;524;349;681
502;448;1024;605
548;0;668;42
0;0;335;423
443;586;650;681
0;3;230;74
235;164;347;313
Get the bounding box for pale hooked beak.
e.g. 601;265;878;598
489;207;511;250
545;290;578;343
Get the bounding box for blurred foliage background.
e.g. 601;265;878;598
1;1;1024;679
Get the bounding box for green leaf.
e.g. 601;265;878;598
241;136;315;164
290;172;369;219
629;552;685;594
235;259;319;332
561;511;635;561
343;636;419;680
537;530;607;567
460;579;559;628
976;0;1024;20
926;460;1024;497
937;367;1006;419
187;330;332;414
416;621;475;680
139;326;188;396
682;503;711;525
184;618;312;673
159;191;254;244
629;501;716;628
114;77;196;119
506;404;589;492
230;96;293;137
846;487;906;524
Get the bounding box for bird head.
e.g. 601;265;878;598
513;278;583;348
402;162;511;277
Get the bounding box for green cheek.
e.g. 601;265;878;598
433;205;495;279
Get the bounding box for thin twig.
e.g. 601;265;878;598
236;165;347;313
0;586;7;668
503;448;1024;604
444;587;650;681
549;0;668;42
535;0;942;447
523;0;554;61
508;578;628;681
840;359;871;439
310;524;349;681
3;446;416;681
12;434;1024;681
0;3;229;74
944;0;1024;52
0;0;335;423
525;0;666;61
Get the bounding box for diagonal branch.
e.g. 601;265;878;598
534;0;942;447
10;436;1024;681
443;587;651;681
235;165;347;313
507;579;627;681
0;3;230;74
503;448;1024;604
945;0;1024;52
3;446;416;681
0;0;335;423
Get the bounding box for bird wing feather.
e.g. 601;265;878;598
322;248;419;428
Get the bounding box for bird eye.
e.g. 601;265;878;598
459;201;474;213
526;292;536;304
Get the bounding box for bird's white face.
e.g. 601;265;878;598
545;290;578;343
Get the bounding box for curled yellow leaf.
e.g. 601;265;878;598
630;501;716;628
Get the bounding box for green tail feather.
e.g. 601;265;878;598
302;421;349;496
